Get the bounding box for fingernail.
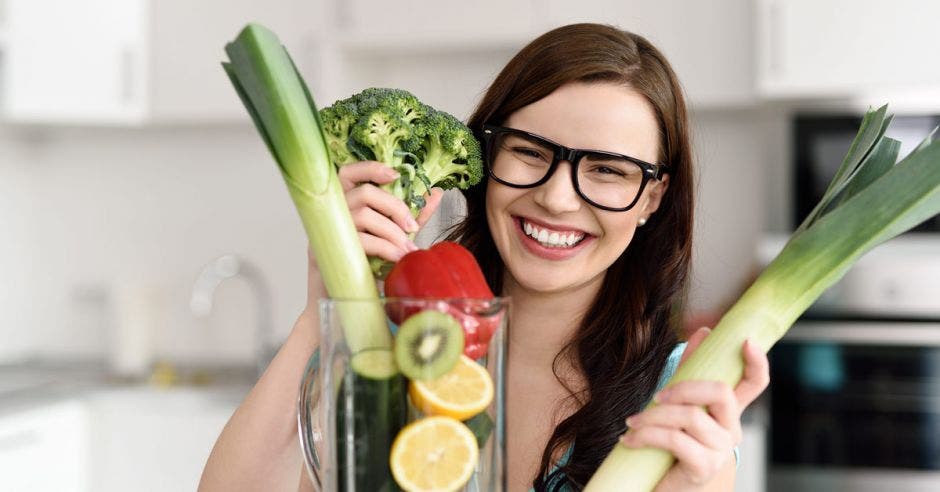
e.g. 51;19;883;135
654;390;669;403
408;217;420;232
387;169;400;178
625;416;637;426
406;241;419;252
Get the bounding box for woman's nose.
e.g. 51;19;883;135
532;161;582;214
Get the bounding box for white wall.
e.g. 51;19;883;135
0;129;38;359
687;107;789;314
0;123;308;364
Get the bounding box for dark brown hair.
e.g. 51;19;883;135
446;24;694;490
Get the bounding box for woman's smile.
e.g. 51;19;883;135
513;215;596;260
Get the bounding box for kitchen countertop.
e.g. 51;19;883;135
0;357;255;417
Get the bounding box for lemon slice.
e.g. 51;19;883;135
390;416;479;492
409;354;494;421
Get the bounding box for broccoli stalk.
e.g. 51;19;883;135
319;88;484;278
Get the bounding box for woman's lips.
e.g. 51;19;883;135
513;216;594;261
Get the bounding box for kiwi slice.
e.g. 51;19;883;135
394;310;465;380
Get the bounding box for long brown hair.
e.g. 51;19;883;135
446;23;695;490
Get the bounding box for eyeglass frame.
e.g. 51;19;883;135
480;124;669;212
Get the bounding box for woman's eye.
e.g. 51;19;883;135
591;165;626;176
512;147;549;161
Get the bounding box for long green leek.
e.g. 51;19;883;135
222;24;390;353
586;105;940;491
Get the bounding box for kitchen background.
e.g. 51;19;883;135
2;0;939;490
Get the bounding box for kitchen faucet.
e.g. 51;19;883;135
190;254;275;378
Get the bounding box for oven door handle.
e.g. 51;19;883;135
787;321;940;346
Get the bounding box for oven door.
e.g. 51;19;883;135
768;320;940;492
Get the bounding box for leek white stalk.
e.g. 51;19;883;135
586;106;940;491
222;24;391;354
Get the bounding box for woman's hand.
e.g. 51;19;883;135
619;327;770;491
338;161;444;262
303;161;445;312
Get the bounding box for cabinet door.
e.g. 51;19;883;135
758;0;940;97
0;400;88;492
148;0;313;122
337;0;537;46
541;0;755;108
4;0;145;123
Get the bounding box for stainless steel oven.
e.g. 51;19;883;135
768;320;940;492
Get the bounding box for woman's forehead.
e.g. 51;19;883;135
504;82;660;162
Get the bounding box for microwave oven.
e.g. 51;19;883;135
793;113;940;231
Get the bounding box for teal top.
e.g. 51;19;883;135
529;342;740;491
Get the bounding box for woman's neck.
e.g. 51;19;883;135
502;274;601;374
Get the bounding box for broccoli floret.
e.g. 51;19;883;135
356;88;426;126
319;97;359;165
412;110;484;195
350;108;418;166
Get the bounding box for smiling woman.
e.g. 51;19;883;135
444;25;711;490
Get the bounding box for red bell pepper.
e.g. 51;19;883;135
384;241;499;359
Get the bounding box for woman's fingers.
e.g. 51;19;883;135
415;187;445;227
733;339;771;408
359;232;409;263
626;403;731;451
620;425;719;484
353;207;418;254
338;161;399;192
654;381;742;444
678;326;711;366
346;183;419;234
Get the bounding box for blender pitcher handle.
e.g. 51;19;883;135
297;347;323;490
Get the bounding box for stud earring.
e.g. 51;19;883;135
637;217;648;227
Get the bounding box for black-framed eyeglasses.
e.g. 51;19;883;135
481;125;669;212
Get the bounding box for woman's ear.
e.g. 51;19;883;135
640;174;669;217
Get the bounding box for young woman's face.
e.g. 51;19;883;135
485;82;668;296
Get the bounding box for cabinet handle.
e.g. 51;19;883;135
0;428;40;451
120;46;135;105
767;0;785;77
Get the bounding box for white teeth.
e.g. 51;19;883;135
521;219;585;248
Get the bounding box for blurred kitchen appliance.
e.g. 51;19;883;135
766;113;940;492
793;113;940;233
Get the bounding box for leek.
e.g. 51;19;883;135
586;105;940;491
222;24;391;353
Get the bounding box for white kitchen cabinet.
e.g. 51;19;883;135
83;387;237;492
0;400;88;492
0;0;311;124
540;0;756;108
327;0;755;113
333;0;538;51
2;0;145;124
757;0;940;98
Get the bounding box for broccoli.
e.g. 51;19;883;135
319;87;485;277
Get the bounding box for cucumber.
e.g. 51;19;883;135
463;411;495;449
337;349;406;492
